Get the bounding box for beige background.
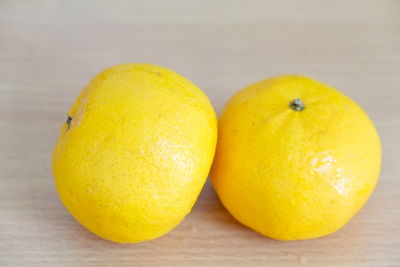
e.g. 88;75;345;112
1;0;400;266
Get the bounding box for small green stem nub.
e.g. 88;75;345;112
66;116;72;129
289;98;305;111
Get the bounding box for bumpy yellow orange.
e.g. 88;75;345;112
53;63;217;243
212;75;381;240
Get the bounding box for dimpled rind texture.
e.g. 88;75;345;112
211;75;381;241
52;63;217;243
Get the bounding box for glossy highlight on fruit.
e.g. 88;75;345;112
211;75;381;240
53;63;217;243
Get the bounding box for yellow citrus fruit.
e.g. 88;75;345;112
53;63;217;243
211;75;381;240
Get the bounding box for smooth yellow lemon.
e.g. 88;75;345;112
211;75;381;240
53;63;217;243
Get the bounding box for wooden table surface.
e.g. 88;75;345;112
1;0;400;266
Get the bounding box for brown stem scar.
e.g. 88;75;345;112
289;98;305;111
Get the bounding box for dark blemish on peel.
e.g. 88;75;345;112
66;115;72;130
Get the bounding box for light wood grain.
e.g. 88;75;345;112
1;0;400;266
